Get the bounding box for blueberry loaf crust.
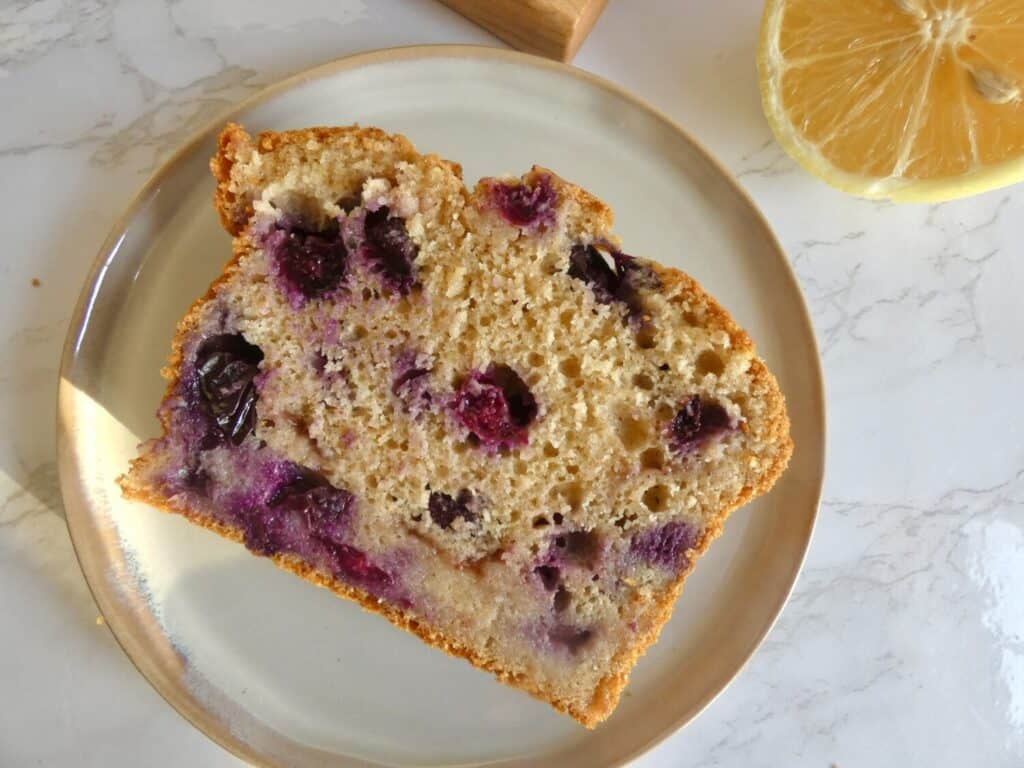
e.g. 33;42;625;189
120;123;792;727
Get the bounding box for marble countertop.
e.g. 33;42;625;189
3;1;1022;765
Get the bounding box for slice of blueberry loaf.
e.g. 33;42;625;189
120;123;792;727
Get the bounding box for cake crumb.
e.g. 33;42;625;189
122;122;793;729
31;278;41;287
95;615;105;626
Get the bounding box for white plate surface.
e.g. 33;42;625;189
58;46;825;768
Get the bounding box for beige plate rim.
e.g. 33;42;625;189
57;44;826;768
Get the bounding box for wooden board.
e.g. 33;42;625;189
439;0;608;62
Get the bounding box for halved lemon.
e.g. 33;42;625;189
758;0;1024;201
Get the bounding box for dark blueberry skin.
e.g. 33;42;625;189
244;467;355;555
534;565;561;591
630;521;698;570
265;217;348;303
195;333;264;445
568;245;619;305
671;395;703;445
568;245;656;322
669;396;734;453
489;175;557;228
363;206;417;295
454;364;538;449
428;489;477;529
268;468;354;543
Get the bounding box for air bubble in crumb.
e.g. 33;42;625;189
615;412;649;451
640;447;664;470
696;349;724;376
635;324;657;349
558;482;585;510
642;484;670;512
632;373;654;390
559;356;581;379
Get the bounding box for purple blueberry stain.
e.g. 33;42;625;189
262;216;348;307
241;505;286;557
312;351;329;376
321;315;341;347
231;460;404;601
326;542;397;594
363;206;417;295
487;175;557;228
630;521;698;570
182;464;211;495
548;625;594;656
453;364;538;450
165;457;210;498
669;396;736;454
194;333;264;446
392;366;429;401
392;350;433;413
314;348;350;388
153;324;411;605
428;489;477;529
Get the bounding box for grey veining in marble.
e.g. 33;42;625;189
2;1;1022;766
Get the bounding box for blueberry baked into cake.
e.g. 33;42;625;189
120;123;792;727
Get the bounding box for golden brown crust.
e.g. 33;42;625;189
210;122;252;234
125;123;793;729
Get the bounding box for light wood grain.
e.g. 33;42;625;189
438;0;608;62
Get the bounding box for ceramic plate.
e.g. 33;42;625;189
58;46;825;768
